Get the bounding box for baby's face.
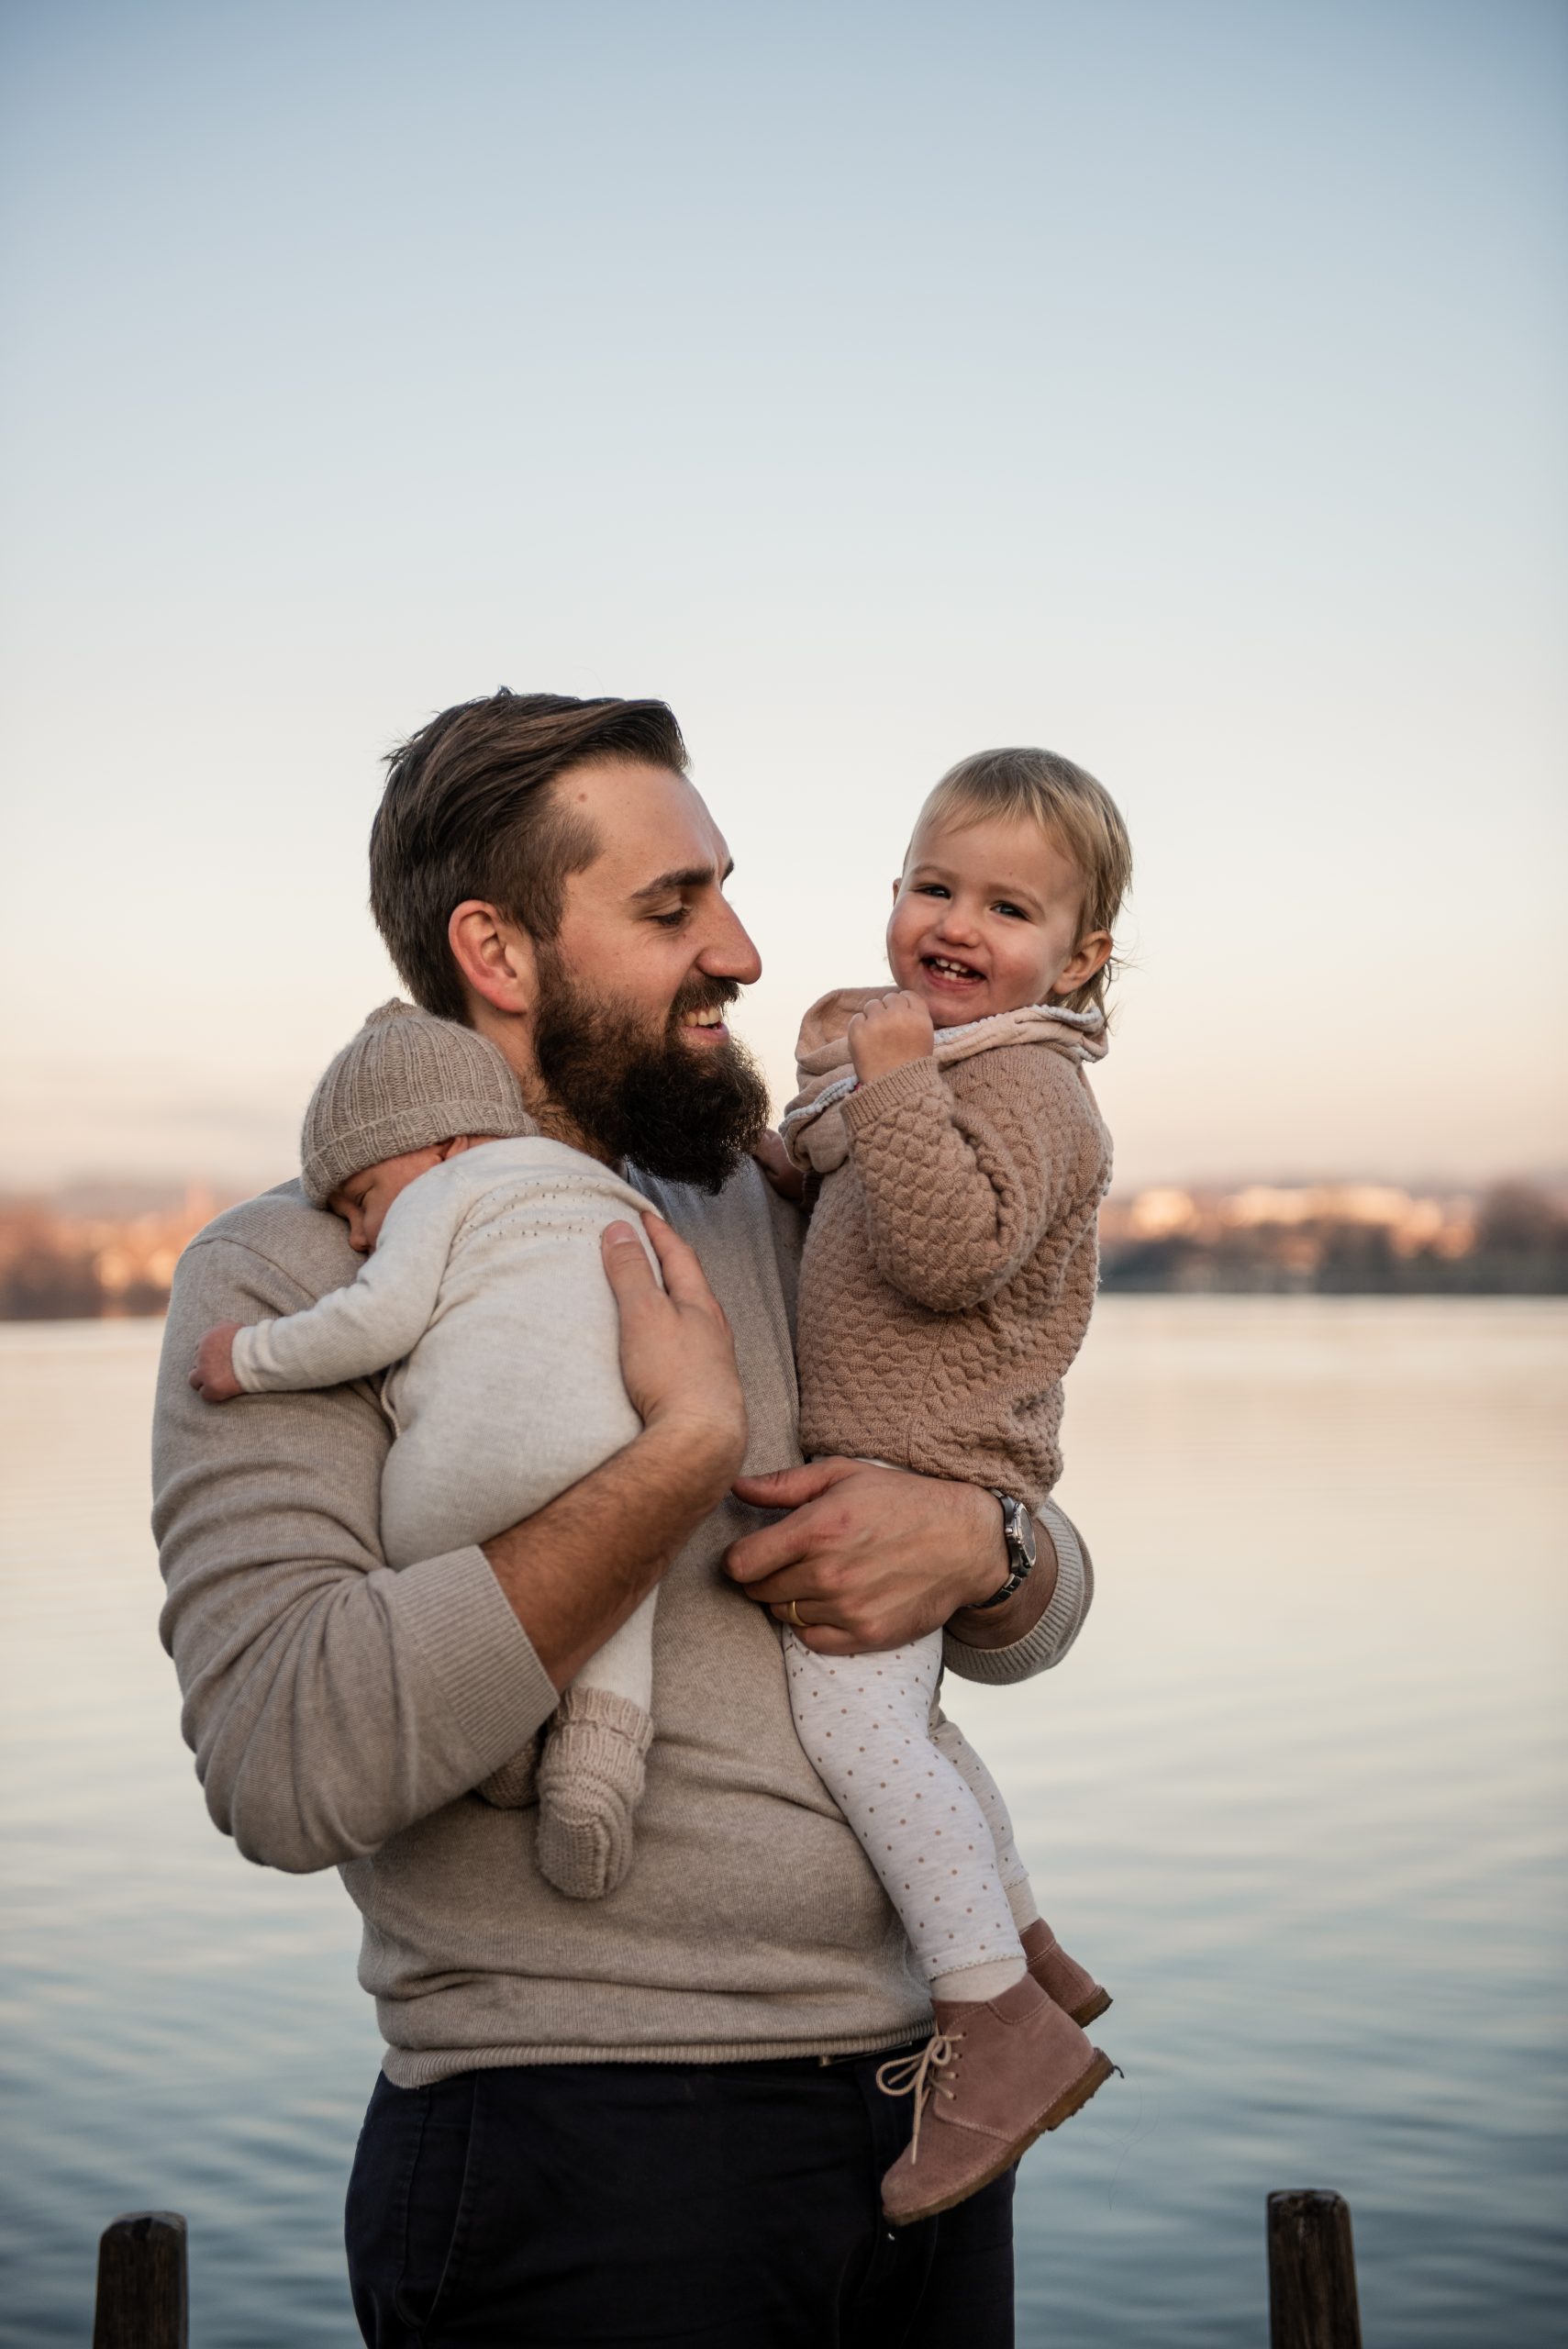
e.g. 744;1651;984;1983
887;809;1109;1027
328;1145;449;1255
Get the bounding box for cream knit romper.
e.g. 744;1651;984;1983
228;1136;663;1827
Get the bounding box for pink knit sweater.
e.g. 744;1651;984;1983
784;991;1112;1508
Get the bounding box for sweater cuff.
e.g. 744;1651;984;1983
942;1497;1090;1685
841;1055;945;1138
386;1543;562;1770
229;1321;272;1394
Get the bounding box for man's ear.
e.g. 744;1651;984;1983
1051;930;1114;997
448;900;539;1019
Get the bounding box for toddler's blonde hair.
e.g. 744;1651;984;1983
919;747;1132;1016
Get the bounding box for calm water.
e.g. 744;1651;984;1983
2;1301;1564;2346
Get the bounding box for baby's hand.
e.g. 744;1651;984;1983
189;1321;244;1404
848;991;937;1084
751;1130;807;1202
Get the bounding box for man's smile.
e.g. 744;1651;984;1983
681;1005;730;1044
672;977;741;1048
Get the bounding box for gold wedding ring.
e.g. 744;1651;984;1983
785;1598;804;1629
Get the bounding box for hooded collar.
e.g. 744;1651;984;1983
781;989;1106;1174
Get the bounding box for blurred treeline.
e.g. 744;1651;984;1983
3;1177;1567;1319
1099;1182;1568;1296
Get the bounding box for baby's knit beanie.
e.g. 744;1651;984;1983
300;1000;530;1206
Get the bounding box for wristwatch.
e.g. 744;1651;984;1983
968;1490;1038;1609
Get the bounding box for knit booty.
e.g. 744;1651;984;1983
473;1731;542;1811
1020;1917;1112;2027
877;1973;1115;2227
534;1686;655;1901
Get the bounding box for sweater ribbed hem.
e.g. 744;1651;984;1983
840;1054;946;1136
383;2017;931;2087
389;1544;561;1770
943;1497;1088;1685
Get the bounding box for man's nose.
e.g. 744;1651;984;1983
698;897;763;986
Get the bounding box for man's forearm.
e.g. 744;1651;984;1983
483;1417;736;1690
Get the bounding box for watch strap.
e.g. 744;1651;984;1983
967;1490;1037;1609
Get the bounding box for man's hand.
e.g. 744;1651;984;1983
602;1213;748;1487
189;1320;244;1403
725;1458;1026;1653
750;1130;806;1203
847;989;937;1085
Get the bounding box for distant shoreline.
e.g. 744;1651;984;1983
1098;1176;1567;1299
3;1175;1564;1319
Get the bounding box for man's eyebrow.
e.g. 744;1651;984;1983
628;860;734;902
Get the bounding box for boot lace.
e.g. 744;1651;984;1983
875;2030;964;2161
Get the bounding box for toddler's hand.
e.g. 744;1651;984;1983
848;990;936;1084
750;1130;806;1203
189;1321;244;1404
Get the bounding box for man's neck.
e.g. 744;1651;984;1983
467;998;619;1172
526;1093;620;1171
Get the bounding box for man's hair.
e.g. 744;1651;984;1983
918;747;1132;1016
369;690;689;1020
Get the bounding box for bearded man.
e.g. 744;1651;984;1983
151;691;1098;2347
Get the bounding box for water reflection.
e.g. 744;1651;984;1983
2;1304;1563;2345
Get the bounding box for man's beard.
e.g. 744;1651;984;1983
531;961;771;1194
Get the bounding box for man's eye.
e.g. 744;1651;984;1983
651;907;690;929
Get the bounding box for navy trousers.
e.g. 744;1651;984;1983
345;2048;1015;2347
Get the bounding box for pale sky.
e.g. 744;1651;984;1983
2;0;1564;1193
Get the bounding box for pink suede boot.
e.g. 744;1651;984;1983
877;1973;1115;2226
1020;1917;1111;2026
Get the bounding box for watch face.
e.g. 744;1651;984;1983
1001;1497;1035;1571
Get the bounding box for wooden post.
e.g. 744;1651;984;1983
1267;2189;1362;2349
93;2211;188;2349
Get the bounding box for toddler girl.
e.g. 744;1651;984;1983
767;744;1130;2226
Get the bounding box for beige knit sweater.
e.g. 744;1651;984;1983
151;1157;1095;2081
786;991;1113;1509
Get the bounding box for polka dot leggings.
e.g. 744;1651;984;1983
783;1625;1027;1987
